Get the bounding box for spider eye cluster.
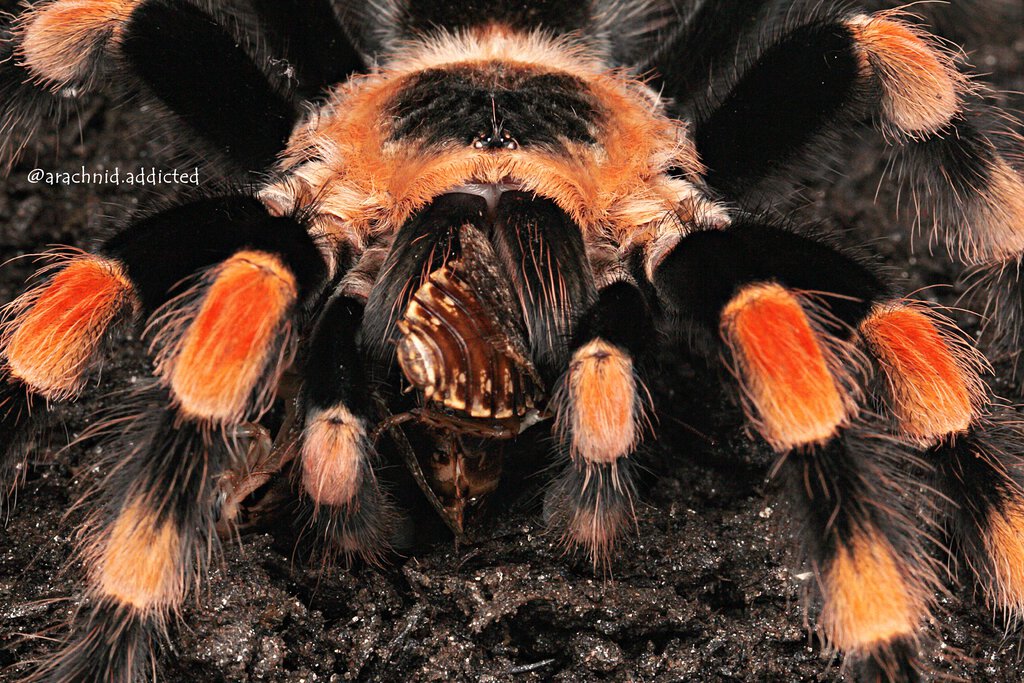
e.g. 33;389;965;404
472;129;519;150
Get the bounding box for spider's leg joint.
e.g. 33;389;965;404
859;302;983;446
1;253;137;401
848;13;963;137
721;282;854;452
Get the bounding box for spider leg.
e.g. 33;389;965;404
36;393;232;683
245;0;365;100
679;7;1024;367
646;0;780;107
648;216;1018;677
930;419;1024;622
108;194;326;425
126;204;327;425
1;194;328;489
118;0;297;170
1;251;139;500
0;20;69;170
299;290;396;565
488;193;653;564
1;195;328;678
689;9;961;194
2;0;363;171
0;194;326;473
545;279;654;566
0;380;35;499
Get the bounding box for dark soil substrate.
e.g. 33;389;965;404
2;5;1024;682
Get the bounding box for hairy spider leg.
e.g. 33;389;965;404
0;251;138;500
862;304;1024;627
5;195;327;681
650;218;959;679
0;376;40;500
114;198;328;424
487;192;650;564
299;292;396;566
3;0;357;666
672;5;1024;667
118;0;298;171
547;280;653;566
245;0;366;100
686;10;966;197
929;421;1024;623
0;194;320;483
34;396;231;683
4;0;342;171
683;8;1024;373
647;0;779;106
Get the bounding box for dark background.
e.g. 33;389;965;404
2;3;1024;681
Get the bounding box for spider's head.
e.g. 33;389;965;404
384;58;601;154
267;24;702;239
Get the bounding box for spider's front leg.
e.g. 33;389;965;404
299;288;397;565
683;7;1024;367
0;195;329;680
649;218;1024;679
486;192;654;564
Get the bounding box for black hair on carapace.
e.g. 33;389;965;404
395;0;592;38
388;66;601;149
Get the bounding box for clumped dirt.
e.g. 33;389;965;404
2;7;1024;683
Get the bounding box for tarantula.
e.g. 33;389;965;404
1;0;1024;680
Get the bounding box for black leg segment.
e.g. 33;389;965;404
693;20;865;196
299;292;395;564
121;0;298;171
247;0;366;99
652;219;887;347
102;195;325;313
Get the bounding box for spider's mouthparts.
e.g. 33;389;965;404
446;182;524;213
